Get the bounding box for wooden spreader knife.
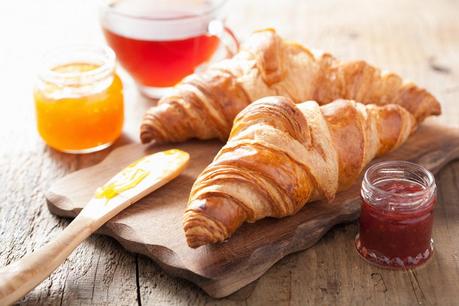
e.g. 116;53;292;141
0;149;190;305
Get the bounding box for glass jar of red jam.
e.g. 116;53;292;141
355;161;437;269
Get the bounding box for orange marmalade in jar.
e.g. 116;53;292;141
34;45;124;153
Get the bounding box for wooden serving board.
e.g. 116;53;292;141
46;123;459;298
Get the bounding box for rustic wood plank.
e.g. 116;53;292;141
0;0;458;304
0;146;139;305
410;161;459;306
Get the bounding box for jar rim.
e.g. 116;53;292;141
99;0;227;22
38;44;116;86
362;160;436;209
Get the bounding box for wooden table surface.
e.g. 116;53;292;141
1;0;458;305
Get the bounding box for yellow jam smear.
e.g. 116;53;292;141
95;149;188;201
95;168;149;200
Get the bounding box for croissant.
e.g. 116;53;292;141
183;96;417;248
140;29;440;144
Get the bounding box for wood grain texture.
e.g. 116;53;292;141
1;0;459;304
45;124;459;298
0;150;189;305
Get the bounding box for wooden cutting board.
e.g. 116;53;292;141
46;123;459;298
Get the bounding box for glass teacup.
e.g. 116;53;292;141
99;0;238;98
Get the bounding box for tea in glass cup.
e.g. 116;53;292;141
99;0;238;98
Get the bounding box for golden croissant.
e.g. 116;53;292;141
140;29;440;144
183;96;418;248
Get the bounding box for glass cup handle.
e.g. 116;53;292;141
208;19;240;58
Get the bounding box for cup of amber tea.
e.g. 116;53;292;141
99;0;238;98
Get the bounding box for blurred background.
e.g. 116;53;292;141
1;0;457;151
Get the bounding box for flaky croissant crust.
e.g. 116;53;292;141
141;29;440;144
183;97;416;248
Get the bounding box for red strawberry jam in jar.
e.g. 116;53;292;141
355;161;437;269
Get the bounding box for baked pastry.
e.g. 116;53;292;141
140;29;440;144
183;96;417;248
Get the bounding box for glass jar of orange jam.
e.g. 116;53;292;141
34;45;124;153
